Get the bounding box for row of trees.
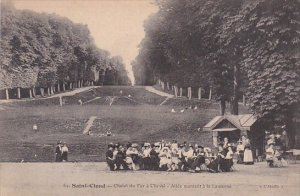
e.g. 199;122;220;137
132;0;300;147
0;2;131;99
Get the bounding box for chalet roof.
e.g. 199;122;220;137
203;114;257;132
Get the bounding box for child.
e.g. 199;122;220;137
266;143;275;167
159;147;172;171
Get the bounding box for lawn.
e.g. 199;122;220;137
0;86;249;162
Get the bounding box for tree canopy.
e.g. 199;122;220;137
0;2;131;90
133;0;300;145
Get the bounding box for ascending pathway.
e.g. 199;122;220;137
83;116;97;134
0;86;100;104
144;86;174;98
50;86;100;98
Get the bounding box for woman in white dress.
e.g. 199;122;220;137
243;138;254;165
159;147;172;171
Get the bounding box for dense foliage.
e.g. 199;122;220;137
133;0;300;146
0;3;131;91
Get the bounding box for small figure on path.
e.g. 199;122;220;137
33;124;38;132
78;99;83;105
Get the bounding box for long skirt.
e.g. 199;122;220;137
243;149;254;164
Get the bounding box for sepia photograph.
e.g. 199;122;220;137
0;0;299;195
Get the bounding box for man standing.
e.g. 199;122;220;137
115;146;128;170
150;144;159;170
55;141;62;162
106;144;115;171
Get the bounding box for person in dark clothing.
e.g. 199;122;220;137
150;144;159;170
189;145;206;172
206;157;219;173
115;146;128;170
106;144;115;171
217;145;227;172
142;143;151;170
55;141;62;162
178;144;188;171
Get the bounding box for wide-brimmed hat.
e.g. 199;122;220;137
144;142;151;147
204;147;211;152
161;147;169;151
132;143;138;148
57;141;62;144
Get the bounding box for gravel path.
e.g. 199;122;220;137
0;86;101;104
0;162;299;196
144;86;174;98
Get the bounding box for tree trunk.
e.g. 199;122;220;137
63;83;66;91
188;87;192;100
51;86;54;95
179;88;182;97
243;94;246;106
57;83;60;92
32;87;36;97
78;80;81;88
220;99;226;115
69;83;72;90
91;81;94;86
231;97;239;115
198;88;202;100
174;86;178;98
286;111;295;149
209;88;212;100
59;96;63;106
29;89;33;98
40;88;44;97
17;87;21;99
5;88;9;100
231;64;239;115
47;87;51;96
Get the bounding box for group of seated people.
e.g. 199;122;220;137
265;130;288;168
105;140;235;173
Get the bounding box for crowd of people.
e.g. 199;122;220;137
105;139;236;173
54;128;290;170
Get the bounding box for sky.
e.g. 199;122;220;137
12;0;158;84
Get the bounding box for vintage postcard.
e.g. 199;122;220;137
0;0;299;195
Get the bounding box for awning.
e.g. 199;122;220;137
211;128;238;132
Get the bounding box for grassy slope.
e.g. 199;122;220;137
0;86;249;162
